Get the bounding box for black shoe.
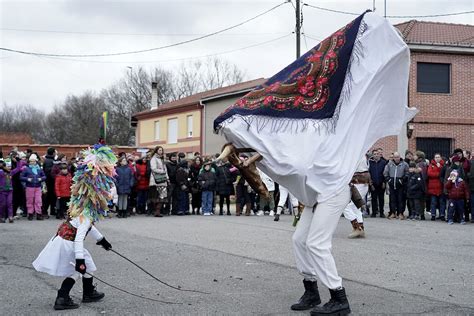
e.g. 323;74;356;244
82;277;105;303
274;214;280;222
226;210;231;216
54;296;79;310
28;214;33;221
219;210;224;216
431;216;436;221
379;213;385;218
310;287;351;316
437;216;445;221
370;213;376;218
420;215;425;220
290;280;321;311
36;214;43;220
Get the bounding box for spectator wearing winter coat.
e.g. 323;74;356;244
256;168;275;216
215;161;235;216
165;153;179;215
11;153;27;217
42;147;57;217
51;154;70;179
134;158;149;214
189;157;203;215
0;158;22;223
54;164;72;220
198;160;216;216
148;146;168;218
453;148;471;176
20;154;46;220
383;152;408;219
445;169;470;225
175;160;190;215
468;156;474;223
369;149;387;217
406;162;426;220
413;150;429;216
427;154;446;221
115;157;135;218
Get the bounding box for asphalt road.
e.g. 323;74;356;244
1;210;474;315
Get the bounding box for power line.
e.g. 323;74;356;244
32;33;293;65
303;2;474;18
0;27;288;37
0;1;289;58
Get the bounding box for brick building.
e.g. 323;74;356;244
373;20;473;159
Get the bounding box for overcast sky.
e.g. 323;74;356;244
1;0;472;111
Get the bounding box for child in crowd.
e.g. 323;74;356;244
0;158;22;223
115;157;134;218
55;164;72;220
198;160;216;216
21;154;46;220
406;162;425;220
445;169;470;225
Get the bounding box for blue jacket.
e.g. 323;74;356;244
369;158;387;186
20;166;46;188
115;165;134;195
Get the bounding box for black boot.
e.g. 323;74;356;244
54;278;79;310
310;287;351;316
274;214;280;221
290;280;321;311
82;277;105;303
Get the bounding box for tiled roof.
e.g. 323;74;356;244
134;78;266;118
395;20;474;48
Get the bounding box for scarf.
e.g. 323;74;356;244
29;164;40;175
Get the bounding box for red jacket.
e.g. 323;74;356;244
445;180;469;200
134;163;149;191
427;159;444;196
55;173;72;197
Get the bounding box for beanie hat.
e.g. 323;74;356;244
451;155;461;163
29;154;38;162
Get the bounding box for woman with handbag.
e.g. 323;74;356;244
148;146;168;218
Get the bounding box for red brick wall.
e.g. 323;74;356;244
373;51;473;157
0;144;138;159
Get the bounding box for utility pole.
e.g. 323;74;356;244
295;0;301;59
384;0;387;18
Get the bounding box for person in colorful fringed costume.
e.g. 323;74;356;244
32;144;116;310
214;12;417;315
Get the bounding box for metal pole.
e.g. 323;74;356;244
296;0;301;58
384;0;387;18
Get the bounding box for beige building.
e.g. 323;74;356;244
132;78;265;156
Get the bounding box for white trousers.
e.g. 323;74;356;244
292;186;350;289
277;186;299;215
342;184;368;223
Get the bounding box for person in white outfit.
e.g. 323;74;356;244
275;185;299;222
342;157;370;238
32;144;115;310
257;168;275;216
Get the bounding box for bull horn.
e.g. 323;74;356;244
216;143;235;162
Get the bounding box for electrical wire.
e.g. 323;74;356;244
303;2;474;18
31;33;292;64
0;1;290;58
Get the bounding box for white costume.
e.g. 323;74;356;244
343;157;369;223
33;216;103;277
216;13;416;291
277;185;299;215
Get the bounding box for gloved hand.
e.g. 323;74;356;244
75;259;86;274
96;237;112;251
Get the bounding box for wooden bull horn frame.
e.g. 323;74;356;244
218;143;270;199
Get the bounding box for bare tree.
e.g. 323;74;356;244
0;103;47;142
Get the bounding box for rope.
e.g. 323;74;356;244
110;249;211;295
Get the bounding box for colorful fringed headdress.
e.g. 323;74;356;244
68;144;117;221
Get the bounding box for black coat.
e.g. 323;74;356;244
215;164;235;196
166;161;178;184
198;169;216;191
406;172;425;199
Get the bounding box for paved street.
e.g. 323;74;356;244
1;210;474;315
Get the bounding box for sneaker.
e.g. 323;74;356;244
0;218;5;223
269;210;275;217
460;220;466;225
274;214;280;222
8;217;14;223
448;220;454;225
388;213;397;219
398;214;405;220
256;210;264;216
415;215;420;221
203;213;211;216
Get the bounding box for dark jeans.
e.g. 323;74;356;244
448;199;464;222
136;190;148;213
370;184;385;215
219;194;231;213
57;197;70;219
408;198;422;216
164;183;178;215
471;192;474;221
177;190;189;214
430;195;446;218
43;177;56;215
192;190;202;210
389;186;405;215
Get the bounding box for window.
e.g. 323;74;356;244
154;121;160;140
417;62;450;93
187;115;193;138
167;118;178;144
